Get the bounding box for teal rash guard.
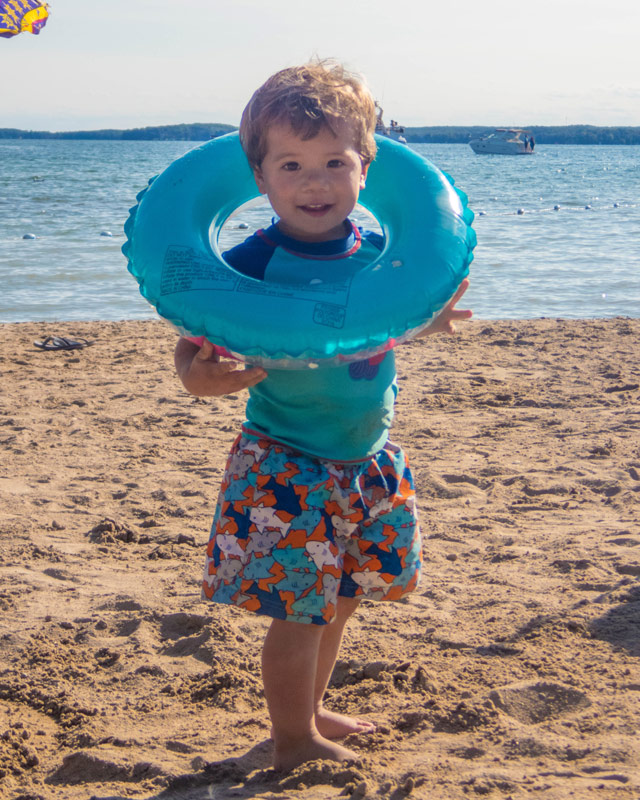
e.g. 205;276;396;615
195;220;398;462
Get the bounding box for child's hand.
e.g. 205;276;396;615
420;278;472;336
175;338;267;396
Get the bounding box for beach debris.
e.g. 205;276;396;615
33;336;91;351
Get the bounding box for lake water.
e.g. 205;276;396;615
0;139;638;322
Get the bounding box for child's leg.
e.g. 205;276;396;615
262;616;358;771
314;596;376;738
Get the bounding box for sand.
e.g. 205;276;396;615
0;317;639;800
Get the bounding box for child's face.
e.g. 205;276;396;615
253;121;369;242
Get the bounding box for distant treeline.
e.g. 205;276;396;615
0;123;237;141
402;125;640;145
1;122;639;145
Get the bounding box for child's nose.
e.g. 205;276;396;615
302;168;328;188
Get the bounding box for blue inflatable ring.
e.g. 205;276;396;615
123;132;475;368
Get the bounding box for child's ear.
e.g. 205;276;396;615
253;167;267;194
359;162;370;190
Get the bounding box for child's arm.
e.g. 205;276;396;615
174;338;267;396
418;278;472;337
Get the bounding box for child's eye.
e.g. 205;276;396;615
281;161;300;171
327;159;344;168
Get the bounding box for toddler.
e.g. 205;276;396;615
174;60;471;771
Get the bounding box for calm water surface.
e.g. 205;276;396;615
0;139;638;322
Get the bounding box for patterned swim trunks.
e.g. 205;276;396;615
201;435;421;625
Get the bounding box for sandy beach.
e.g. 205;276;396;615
1;316;639;800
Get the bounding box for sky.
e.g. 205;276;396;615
3;0;640;131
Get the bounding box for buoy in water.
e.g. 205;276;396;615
553;205;561;211
517;208;525;215
100;231;113;237
237;222;249;230
23;233;37;240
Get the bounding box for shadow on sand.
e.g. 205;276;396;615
59;740;281;800
589;581;640;657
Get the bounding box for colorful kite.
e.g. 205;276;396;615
0;1;49;38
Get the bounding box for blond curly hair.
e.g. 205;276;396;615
239;60;377;170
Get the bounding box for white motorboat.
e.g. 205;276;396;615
375;103;407;143
469;128;535;155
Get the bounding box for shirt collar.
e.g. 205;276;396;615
258;220;361;260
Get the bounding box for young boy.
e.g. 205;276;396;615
174;61;471;771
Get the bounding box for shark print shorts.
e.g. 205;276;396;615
201;434;422;624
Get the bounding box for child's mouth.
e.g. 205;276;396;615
299;204;332;216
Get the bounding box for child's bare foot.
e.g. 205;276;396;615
315;708;376;739
270;710;375;742
273;732;358;772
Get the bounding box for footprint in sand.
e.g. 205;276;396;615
488;680;590;724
